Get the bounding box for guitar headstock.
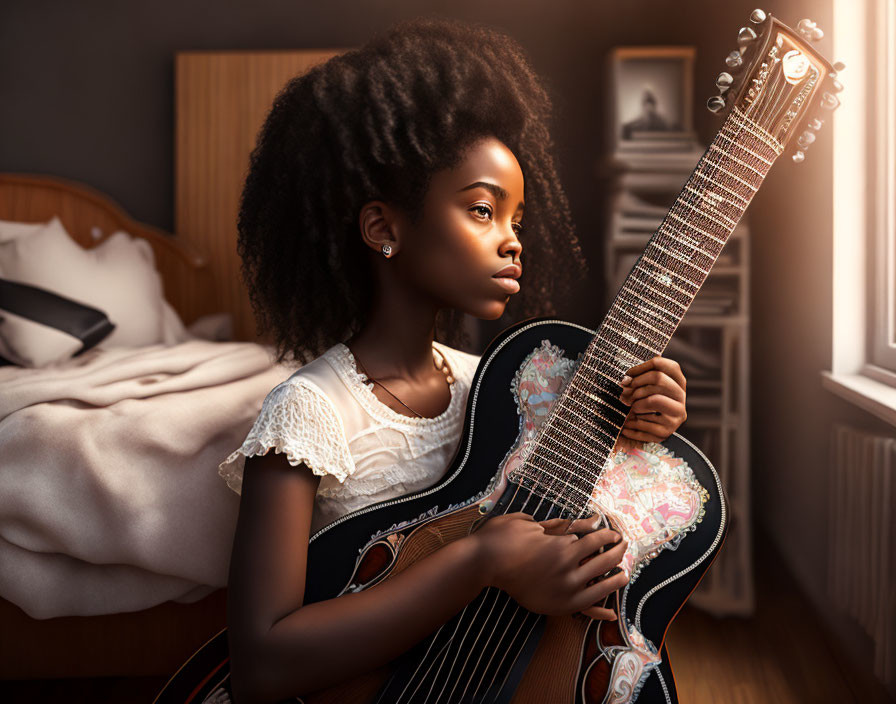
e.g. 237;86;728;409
706;9;844;163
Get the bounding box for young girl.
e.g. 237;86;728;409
217;16;688;703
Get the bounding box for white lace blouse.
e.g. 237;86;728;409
218;341;481;534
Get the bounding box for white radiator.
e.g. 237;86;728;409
828;423;896;690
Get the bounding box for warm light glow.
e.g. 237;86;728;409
831;0;869;374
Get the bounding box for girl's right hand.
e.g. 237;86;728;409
469;512;629;621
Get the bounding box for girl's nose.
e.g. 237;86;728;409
500;231;522;260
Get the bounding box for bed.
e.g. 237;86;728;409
0;172;297;678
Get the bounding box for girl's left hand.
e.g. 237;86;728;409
612;356;687;453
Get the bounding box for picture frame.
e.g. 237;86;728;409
608;46;697;153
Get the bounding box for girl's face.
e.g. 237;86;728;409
392;135;525;320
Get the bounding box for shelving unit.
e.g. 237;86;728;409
602;152;755;617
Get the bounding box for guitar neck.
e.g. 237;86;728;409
510;106;784;515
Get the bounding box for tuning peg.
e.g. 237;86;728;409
797;19;824;42
707;95;726;113
808;117;823;130
792;150;806;164
738;27;758;46
797;131;816;148
821;91;841;110
750;8;767;23
716;72;734;92
831;78;844;93
725;50;744;69
833;60;846;72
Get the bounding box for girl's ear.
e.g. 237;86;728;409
358;200;402;256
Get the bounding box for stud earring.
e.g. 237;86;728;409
381;243;393;257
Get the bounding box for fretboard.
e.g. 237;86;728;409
509;106;784;516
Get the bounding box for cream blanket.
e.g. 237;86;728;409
0;339;295;618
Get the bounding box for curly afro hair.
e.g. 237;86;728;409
237;15;588;366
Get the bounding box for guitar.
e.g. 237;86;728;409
154;10;841;704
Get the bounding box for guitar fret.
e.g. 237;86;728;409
665;212;727;247
633;253;696;287
565;375;628;420
566;408;622;449
618;288;679;326
577;355;627;388
579;357;633;386
579;357;627;385
692;171;750;206
515;459;592;502
709;143;764;177
638;255;701;291
713;131;773;166
533;437;600;475
606;309;669;342
682;186;739;227
651;242;711;278
619;282;681;322
598;321;656;352
661;222;705;252
663;210;728;249
730;106;784;153
590;337;647;379
666;204;731;242
559;396;620;442
601;323;656;358
631;265;697;303
620;268;689;311
548;413;620;453
706;161;759;193
540;426;604;466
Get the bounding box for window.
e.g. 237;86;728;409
868;0;896;380
823;0;896;426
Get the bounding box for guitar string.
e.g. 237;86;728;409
456;500;563;702
394;480;532;703
411;481;566;704
435;488;561;704
438;488;558;702
391;477;532;703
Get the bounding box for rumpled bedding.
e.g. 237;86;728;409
0;339;296;618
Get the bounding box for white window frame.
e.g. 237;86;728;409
822;0;896;426
869;0;896;375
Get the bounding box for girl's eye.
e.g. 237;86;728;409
471;205;523;236
471;204;492;219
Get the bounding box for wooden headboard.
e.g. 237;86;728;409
175;49;347;343
0;172;217;326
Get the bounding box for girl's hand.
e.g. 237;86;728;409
612;355;687;453
470;512;629;620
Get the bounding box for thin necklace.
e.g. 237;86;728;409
349;346;454;419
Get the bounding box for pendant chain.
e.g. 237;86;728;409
350;346;454;418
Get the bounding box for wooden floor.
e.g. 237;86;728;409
665;529;894;703
1;528;892;703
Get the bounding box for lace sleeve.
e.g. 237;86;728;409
217;378;356;495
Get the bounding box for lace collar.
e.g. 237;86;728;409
325;341;464;427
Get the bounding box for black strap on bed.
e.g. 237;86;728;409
0;277;116;360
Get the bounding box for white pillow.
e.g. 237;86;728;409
160;297;197;345
0;216;176;349
0;217;52;244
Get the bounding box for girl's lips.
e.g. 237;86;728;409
493;276;521;293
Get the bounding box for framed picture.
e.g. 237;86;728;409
609;46;697;152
